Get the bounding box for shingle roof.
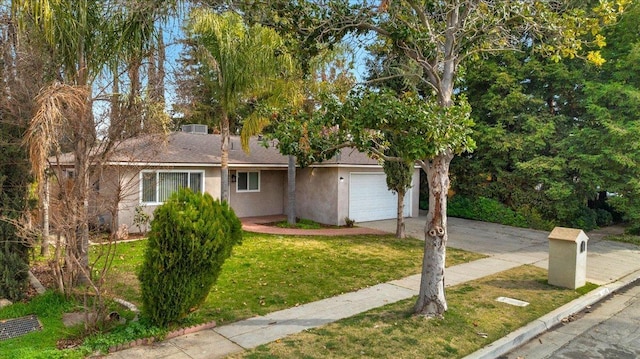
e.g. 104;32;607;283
66;132;379;167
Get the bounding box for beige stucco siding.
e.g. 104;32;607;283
228;169;286;218
205;167;221;200
114;167;145;232
91;166;139;229
296;166;421;226
105;166;283;232
95;164;420;232
295;167;340;225
109;166;219;233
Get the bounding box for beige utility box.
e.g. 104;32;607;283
547;227;589;289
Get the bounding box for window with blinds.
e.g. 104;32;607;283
141;171;204;203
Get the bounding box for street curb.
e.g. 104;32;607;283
463;269;640;359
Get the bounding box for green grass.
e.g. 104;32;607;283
0;232;497;356
94;239;147;302
576;282;599;295
605;234;640;246
0;289;151;358
275;218;323;229
6;231;603;358
0;291;84;359
103;232;483;325
79;319;167;355
235;265;592;359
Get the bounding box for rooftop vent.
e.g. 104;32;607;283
181;124;208;134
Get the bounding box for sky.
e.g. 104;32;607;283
157;8;375;117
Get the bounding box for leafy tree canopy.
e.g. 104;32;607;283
451;1;640;231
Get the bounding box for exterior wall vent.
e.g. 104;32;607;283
181;124;208;134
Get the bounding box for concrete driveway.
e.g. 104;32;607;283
359;216;639;286
359;216;549;255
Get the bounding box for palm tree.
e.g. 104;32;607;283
187;9;294;203
240;77;304;226
15;0;112;287
15;0;177;289
239;45;355;225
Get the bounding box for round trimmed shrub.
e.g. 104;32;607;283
138;189;242;326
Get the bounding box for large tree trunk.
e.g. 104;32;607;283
414;150;453;317
287;155;296;225
74;136;91;286
41;173;50;256
148;29;165;105
74;75;93;286
220;113;230;203
127;56;142;134
396;188;406;238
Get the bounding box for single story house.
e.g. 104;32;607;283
52;125;420;232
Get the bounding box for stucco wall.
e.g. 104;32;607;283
205;167;221;200
295;167;340;225
110;166;220;233
90;167;137;229
293;166;421;226
228;169;286;218
96;165;420;232
105;166;284;232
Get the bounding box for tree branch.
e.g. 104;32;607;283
405;0;436;45
368;146;404;162
396;40;441;94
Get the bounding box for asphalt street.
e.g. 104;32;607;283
503;280;640;359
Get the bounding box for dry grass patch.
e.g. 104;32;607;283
237;265;592;359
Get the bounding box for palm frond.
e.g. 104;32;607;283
24;82;90;185
240;79;305;151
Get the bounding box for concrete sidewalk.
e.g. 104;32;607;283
106;217;640;359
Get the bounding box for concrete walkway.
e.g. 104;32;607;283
240;215;389;236
106;217;640;359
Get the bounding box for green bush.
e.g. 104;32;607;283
515;205;555;231
595;208;613;227
447;195;560;230
0;244;29;301
132;205;151;234
447;195;474;219
448;195;530;228
138;189;242;326
81;319;166;354
626;224;640;235
567;207;598;231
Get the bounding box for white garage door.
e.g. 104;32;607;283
349;173;411;222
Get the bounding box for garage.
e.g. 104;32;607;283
349;172;411;222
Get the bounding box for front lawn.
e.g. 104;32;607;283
0;232;482;358
237;265;593;359
104;232;484;325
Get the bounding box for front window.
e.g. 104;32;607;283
237;171;260;192
141;171;204;204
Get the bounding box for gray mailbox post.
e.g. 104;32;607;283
548;227;589;289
